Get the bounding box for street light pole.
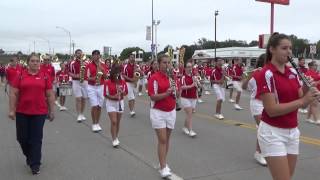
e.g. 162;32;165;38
214;10;219;60
154;20;160;60
151;0;155;60
56;26;72;56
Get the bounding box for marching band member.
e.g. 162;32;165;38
226;59;235;102
304;61;320;124
0;63;5;84
56;62;69;111
8;54;55;175
231;58;244;110
192;62;204;103
181;62;197;137
256;33;320;180
69;49;88;122
147;60;159;80
204;63;213;94
211;58;226;120
148;54;177;178
122;54;138;117
242;54;267;166
5;56;22;91
138;62;147;96
40;55;57;105
104;63;128;147
86;50;109;132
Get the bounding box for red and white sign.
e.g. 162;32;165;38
259;34;271;49
256;0;289;5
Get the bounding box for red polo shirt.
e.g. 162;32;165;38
69;59;88;81
147;70;156;80
299;65;308;74
104;79;128;100
204;66;213;77
248;69;262;100
305;69;320;90
232;64;243;81
40;64;55;82
226;65;233;77
148;71;175;112
123;63;134;81
211;66;223;82
56;70;69;84
181;74;197;99
257;63;302;128
11;71;52;115
86;61;108;86
5;64;22;86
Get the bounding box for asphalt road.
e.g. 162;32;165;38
0;84;319;180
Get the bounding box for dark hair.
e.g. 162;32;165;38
75;49;82;54
92;50;100;55
26;53;39;64
298;57;304;61
157;54;169;64
308;61;316;67
266;32;290;63
255;53;266;68
109;64;121;81
149;60;157;71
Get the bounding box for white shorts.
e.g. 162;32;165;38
105;99;124;113
87;85;104;107
150;108;176;129
138;77;146;86
232;81;243;92
72;80;88;98
250;99;263;116
181;97;197;109
213;84;225;101
126;82;136;100
257;121;300;157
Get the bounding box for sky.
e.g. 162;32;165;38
0;0;319;55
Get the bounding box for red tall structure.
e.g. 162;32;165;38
256;0;290;34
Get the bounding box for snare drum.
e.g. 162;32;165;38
59;84;72;96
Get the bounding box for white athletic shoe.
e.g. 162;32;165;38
189;130;197;137
197;99;204;103
80;114;86;120
59;106;67;111
112;138;120;147
159;167;171;178
138;92;143;96
229;99;235;103
205;91;210;95
215;114;224;120
92;124;99;132
130;111;136;117
55;101;61;107
314;120;320;125
254;151;267;166
305;119;314;123
77;115;84;122
157;164;171;172
234;104;243;110
182;127;190;135
96;124;102;131
219;114;224;119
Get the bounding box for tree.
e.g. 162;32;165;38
316;40;320;58
0;49;5;55
119;47;144;60
249;40;259;47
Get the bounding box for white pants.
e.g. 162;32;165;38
126;82;136;100
72;80;88;98
258;121;300;157
250;99;263;116
106;99;124;113
232;81;243;92
138;77;146;86
150;108;176;129
181;97;197;109
213;84;225;101
87;85;104;107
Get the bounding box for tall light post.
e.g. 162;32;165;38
214;10;219;60
151;0;155;60
56;26;72;56
153;20;160;59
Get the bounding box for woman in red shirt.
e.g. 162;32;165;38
148;54;177;178
256;33;319;180
180;62;198;137
104;64;128;148
8;54;55;175
56;62;70;111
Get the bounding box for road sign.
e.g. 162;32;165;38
310;45;317;54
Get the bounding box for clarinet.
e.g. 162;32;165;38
288;57;312;88
167;68;181;111
116;78;123;111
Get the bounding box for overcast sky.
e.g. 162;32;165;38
0;0;319;55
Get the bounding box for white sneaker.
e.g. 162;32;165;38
205;91;210;95
234;104;243;110
219;114;224;119
182;127;189;135
130;111;136;117
229;99;235;103
55;101;61;107
197;99;204;103
305;119;314;123
59;106;67;111
92;124;99;132
189;130;197;137
314;120;320;125
138;92;143;96
159;167;171;178
96;124;102;131
77;115;84;122
157;164;171;172
112;138;120;147
254;151;267;166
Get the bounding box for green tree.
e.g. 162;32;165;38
119;47;144;60
249;40;259;47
